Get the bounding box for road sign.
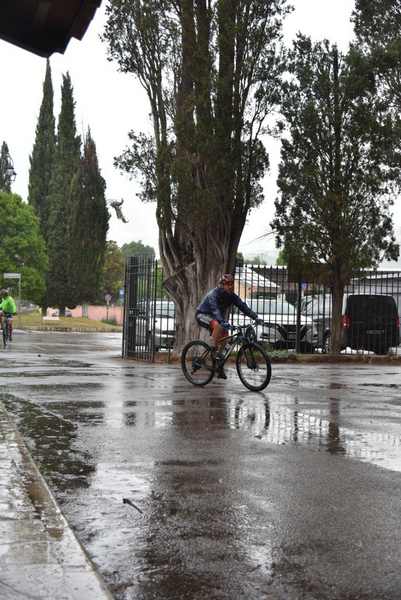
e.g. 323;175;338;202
3;272;21;279
119;288;124;298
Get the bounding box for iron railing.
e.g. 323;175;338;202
123;259;401;360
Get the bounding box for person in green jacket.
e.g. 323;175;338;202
0;289;16;341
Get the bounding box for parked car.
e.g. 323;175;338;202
301;294;333;351
301;293;400;354
51;308;72;317
342;294;400;354
135;300;176;351
20;301;39;313
232;296;318;352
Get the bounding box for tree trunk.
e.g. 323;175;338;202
163;250;229;354
331;279;345;353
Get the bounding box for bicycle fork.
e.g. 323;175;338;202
244;346;257;370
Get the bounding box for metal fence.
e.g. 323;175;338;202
123;258;401;360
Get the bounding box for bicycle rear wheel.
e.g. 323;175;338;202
236;342;271;391
181;340;215;386
2;322;7;349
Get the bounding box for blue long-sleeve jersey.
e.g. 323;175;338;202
196;287;257;323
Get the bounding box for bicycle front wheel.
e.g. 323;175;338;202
236;342;271;391
2;323;7;348
181;340;215;386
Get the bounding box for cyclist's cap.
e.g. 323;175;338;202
220;274;234;285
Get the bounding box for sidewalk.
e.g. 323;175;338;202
0;400;113;600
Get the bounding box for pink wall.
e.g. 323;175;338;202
70;305;123;325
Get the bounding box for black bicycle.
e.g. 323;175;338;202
1;314;12;349
181;321;272;391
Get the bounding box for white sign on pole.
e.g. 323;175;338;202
3;273;21;279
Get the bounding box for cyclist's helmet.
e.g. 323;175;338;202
0;289;8;296
219;273;234;286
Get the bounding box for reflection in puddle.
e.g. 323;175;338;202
116;391;401;473
229;397;401;471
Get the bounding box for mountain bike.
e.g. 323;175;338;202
181;321;272;392
1;314;12;349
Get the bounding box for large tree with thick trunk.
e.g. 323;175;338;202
103;0;289;350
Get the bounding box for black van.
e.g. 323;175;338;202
342;294;400;354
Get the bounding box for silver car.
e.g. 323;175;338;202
232;296;318;352
136;300;176;351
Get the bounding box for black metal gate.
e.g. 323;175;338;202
122;256;175;360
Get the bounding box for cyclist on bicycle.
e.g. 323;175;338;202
196;273;261;379
0;289;17;341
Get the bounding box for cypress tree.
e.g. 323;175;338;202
28;59;56;239
69;129;110;304
47;73;81;314
0;141;15;192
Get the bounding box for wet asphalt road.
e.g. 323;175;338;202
1;331;401;600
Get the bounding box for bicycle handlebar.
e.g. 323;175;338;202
230;319;266;332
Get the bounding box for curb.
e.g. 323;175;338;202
0;400;114;599
138;351;401;366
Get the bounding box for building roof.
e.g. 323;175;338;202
0;0;102;57
235;267;279;289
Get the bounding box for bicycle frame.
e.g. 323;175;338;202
214;324;257;367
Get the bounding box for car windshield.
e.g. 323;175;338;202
137;300;176;318
154;301;175;318
248;297;296;316
302;295;332;315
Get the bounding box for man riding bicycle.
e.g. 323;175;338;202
0;288;17;341
195;273;262;379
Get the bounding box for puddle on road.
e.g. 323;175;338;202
360;383;401;389
48;359;94;368
0;370;107;378
227;396;401;472
2;394;96;494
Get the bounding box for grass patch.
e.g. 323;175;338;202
101;317;118;326
16;311;122;332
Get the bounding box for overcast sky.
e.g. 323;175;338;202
4;0;397;264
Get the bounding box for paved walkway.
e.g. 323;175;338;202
0;400;113;600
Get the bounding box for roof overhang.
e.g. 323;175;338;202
0;1;102;58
